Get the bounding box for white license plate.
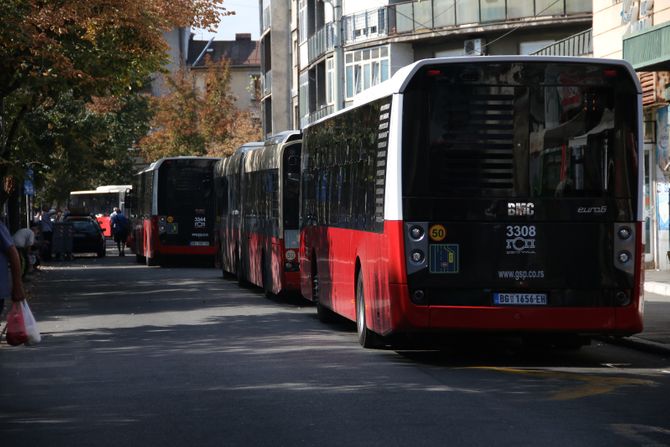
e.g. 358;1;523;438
493;293;547;306
189;241;210;246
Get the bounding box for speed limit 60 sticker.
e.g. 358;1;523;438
429;224;447;242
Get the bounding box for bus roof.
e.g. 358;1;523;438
70;185;131;195
138;156;222;175
264;130;301;146
305;56;641;130
94;185;132;192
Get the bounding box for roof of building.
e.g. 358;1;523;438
188;33;260;68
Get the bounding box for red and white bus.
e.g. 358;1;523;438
214;131;302;295
129;157;220;266
69;185;132;237
300;56;644;348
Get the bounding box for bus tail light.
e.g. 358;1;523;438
616;291;630;306
411;289;426;304
410;250;425;264
613;223;635;276
405;222;428;275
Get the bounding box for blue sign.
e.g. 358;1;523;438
24;168;35;196
24;179;34;196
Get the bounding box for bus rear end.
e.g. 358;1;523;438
279;141;302;291
397;59;643;340
151;158;219;263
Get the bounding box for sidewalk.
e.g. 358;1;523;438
605;269;670;356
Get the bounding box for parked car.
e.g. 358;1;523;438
65;216;106;257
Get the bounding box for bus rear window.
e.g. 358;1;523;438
402;62;639;200
157;160;215;215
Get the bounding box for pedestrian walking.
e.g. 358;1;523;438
110;207;129;256
38;206;54;260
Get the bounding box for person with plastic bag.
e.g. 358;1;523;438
1;220;40;345
1;220;26;313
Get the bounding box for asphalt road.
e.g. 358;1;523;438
1;248;670;447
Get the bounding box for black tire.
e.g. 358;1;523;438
146;254;160;267
356;272;385;349
136;253;145;264
313;259;334;323
262;253;273;297
220;244;235;278
97;248;106;258
236;248;248;286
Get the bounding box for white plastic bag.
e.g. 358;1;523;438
21;300;41;345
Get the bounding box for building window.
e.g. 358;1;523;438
344;45;390;99
299;71;309;124
299;0;307;43
520;40;555;55
326;57;334;105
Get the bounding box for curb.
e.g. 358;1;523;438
644;281;670;297
598;335;670;357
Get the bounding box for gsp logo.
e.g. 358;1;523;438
508;203;535;216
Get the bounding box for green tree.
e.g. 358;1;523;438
0;0;229;215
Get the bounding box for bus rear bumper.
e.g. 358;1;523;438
389;284;643;336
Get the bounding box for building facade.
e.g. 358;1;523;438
594;0;670;269
260;0;294;136
260;1;593;135
187;33;261;115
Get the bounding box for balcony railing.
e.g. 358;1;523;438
308;22;336;64
304;0;590;64
386;0;590;34
302;105;334;127
343;8;388;44
532;28;593;56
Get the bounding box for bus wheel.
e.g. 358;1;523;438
262;253;273;297
146;255;160;267
236;248;249;287
135;253;145;264
356;272;384;349
313;261;333;323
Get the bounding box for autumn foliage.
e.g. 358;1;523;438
140;56;262;160
0;0;230;211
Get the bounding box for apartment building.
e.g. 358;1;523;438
259;0;592;134
187;33;261;115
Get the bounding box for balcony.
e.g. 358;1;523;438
334;0;590;46
302;105;334;128
343;8;388;44
532;28;592;57
308;22;336;64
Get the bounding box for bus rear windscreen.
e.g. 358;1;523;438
157;159;216;215
402;62;639;203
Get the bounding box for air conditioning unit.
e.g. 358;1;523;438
464;38;485;56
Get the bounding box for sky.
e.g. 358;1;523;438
192;1;260;41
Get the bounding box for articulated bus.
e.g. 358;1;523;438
69;185;132;237
129;157;220;266
214;131;302;295
300;56;644;348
